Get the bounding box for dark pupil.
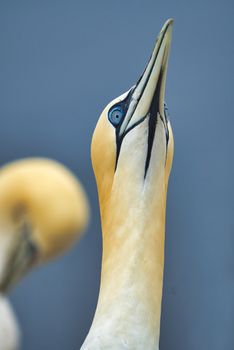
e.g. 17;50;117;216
108;106;124;127
113;111;120;120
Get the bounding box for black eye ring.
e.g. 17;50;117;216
108;106;124;127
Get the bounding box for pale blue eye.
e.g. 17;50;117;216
108;106;124;127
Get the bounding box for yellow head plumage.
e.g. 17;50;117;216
91;20;174;234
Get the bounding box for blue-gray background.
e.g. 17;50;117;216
0;0;233;349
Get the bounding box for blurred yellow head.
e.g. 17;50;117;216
0;158;89;292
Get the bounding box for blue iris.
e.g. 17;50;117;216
108;106;124;127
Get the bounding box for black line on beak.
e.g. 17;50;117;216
144;69;163;178
0;222;38;293
114;88;135;169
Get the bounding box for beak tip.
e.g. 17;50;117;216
166;18;174;26
161;19;174;37
161;19;174;44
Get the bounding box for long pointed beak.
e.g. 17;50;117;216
119;19;173;136
0;223;38;293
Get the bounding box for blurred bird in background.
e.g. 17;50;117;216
0;158;89;350
81;19;173;350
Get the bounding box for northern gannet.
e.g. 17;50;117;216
81;19;174;350
0;158;89;349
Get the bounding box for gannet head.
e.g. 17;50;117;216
0;158;89;293
91;20;174;225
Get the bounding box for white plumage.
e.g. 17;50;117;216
0;295;20;350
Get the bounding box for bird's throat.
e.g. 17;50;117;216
82;184;167;349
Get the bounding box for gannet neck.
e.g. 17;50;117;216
82;178;167;350
0;294;20;350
